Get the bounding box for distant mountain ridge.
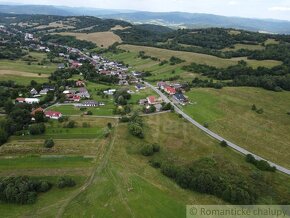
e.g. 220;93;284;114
0;4;290;34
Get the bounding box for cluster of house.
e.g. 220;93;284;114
30;85;55;97
139;96;163;112
157;82;188;105
63;87;90;102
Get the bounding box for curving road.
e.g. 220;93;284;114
144;81;290;176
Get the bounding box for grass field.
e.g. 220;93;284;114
57;32;122;48
0;51;57;84
119;44;282;69
222;43;265;51
0;114;289;217
61;113;290;217
183;87;290;168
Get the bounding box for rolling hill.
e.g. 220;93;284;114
0;4;290;34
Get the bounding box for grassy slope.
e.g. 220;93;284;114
0;114;289;217
57;32;122;48
119;44;282;69
0;51;56;85
183;87;290;168
63;113;290;217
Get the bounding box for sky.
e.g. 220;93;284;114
2;0;290;21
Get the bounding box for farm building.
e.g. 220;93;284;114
81;100;99;107
16;98;40;104
45;111;62;120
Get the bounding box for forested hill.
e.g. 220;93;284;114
1;4;290;34
0;13;132;33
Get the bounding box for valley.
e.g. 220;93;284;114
0;12;290;217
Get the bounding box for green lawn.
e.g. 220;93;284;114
183;87;290;168
0;59;57;74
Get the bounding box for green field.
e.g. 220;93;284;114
183;87;290;168
0;114;289;217
119;44;282;69
104;44;282;83
0;51;57;85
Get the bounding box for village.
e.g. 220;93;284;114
14;33;189;121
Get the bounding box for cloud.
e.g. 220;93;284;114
228;1;239;5
269;6;290;11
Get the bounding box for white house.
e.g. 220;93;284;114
103;89;116;95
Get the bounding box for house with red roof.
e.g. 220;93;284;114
147;96;156;105
71;61;82;69
164;86;176;95
45;111;62;120
15;98;26;103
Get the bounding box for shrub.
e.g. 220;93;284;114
152;143;160;152
120;116;130;122
66;121;76;128
87;111;93;115
44;139;54;148
149;157;162;168
251;104;257;111
245;154;276;172
256;108;264;114
220;140;228;147
160;163;178;179
0;177;51;204
57;177;76;188
0;128;8;145
204;122;209;128
29;123;46;135
141;144;154;156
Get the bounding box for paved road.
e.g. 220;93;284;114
144;81;290;176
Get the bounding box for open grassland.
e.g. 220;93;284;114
0;114;289;217
0;60;56;74
119;44;282;69
264;38;280;45
222;43;265;51
58;32;122;48
183;87;290;168
11;116;117;140
0;52;56;84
